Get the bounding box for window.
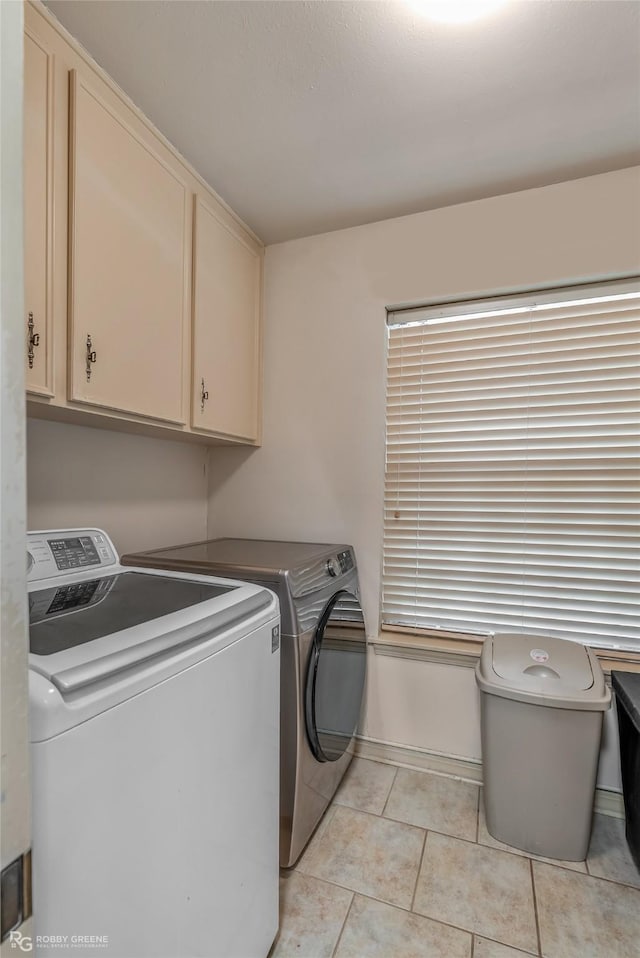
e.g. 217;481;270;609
383;280;640;652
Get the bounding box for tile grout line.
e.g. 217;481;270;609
379;765;400;818
298;786;639;955
318;796;640;892
301;859;639;958
327;799;640;885
302;828;640;896
389;819;614;882
298;801;338;867
410;828;429;912
534;858;640;892
358;888;479;945
529;859;543;958
292;872;524;958
337;767;639;890
473;932;538;957
329;889;355;958
379;809;475;842
352;763;640;889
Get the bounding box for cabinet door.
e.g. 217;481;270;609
24;27;54;397
192;197;261;441
68;70;189;425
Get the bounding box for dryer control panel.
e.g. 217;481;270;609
28;529;118;582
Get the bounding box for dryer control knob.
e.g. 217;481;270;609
326;557;340;578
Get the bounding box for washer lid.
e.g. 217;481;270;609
29;567;274;697
491;633;595;691
28;567;277;742
29;571;235;655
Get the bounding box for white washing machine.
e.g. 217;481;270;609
27;528;280;958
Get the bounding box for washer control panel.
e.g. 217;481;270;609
48;536;100;571
28;529;117;583
337;549;354;574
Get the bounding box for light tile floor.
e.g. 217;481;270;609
270;758;640;958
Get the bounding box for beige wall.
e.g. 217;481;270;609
361;652;623;792
24;169;640;794
207;167;640;790
27;418;209;555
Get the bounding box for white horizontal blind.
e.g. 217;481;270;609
383;282;640;652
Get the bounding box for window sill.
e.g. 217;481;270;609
372;629;640;675
372;631;481;668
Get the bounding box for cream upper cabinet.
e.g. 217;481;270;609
68;70;189;425
24;25;54;397
192;196;261;441
25;2;263;444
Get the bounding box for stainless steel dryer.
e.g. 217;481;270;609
122;538;367;866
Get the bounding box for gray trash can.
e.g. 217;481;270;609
476;633;611;861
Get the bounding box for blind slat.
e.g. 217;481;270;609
383;283;640;652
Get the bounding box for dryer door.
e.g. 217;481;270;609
305;590;367;762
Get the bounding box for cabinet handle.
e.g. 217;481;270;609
200;378;209;412
27;312;40;370
86;334;97;382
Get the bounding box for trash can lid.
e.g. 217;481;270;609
476;633;611;710
493;633;593;689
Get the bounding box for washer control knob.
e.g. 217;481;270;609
326;557;340;578
27;551;34;574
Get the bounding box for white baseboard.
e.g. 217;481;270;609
354;734;625;819
594;788;626;819
354;735;482;783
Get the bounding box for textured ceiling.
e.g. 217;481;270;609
45;0;640;244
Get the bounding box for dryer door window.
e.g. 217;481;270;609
305;590;367;763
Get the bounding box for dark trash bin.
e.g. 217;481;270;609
612;670;640;872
